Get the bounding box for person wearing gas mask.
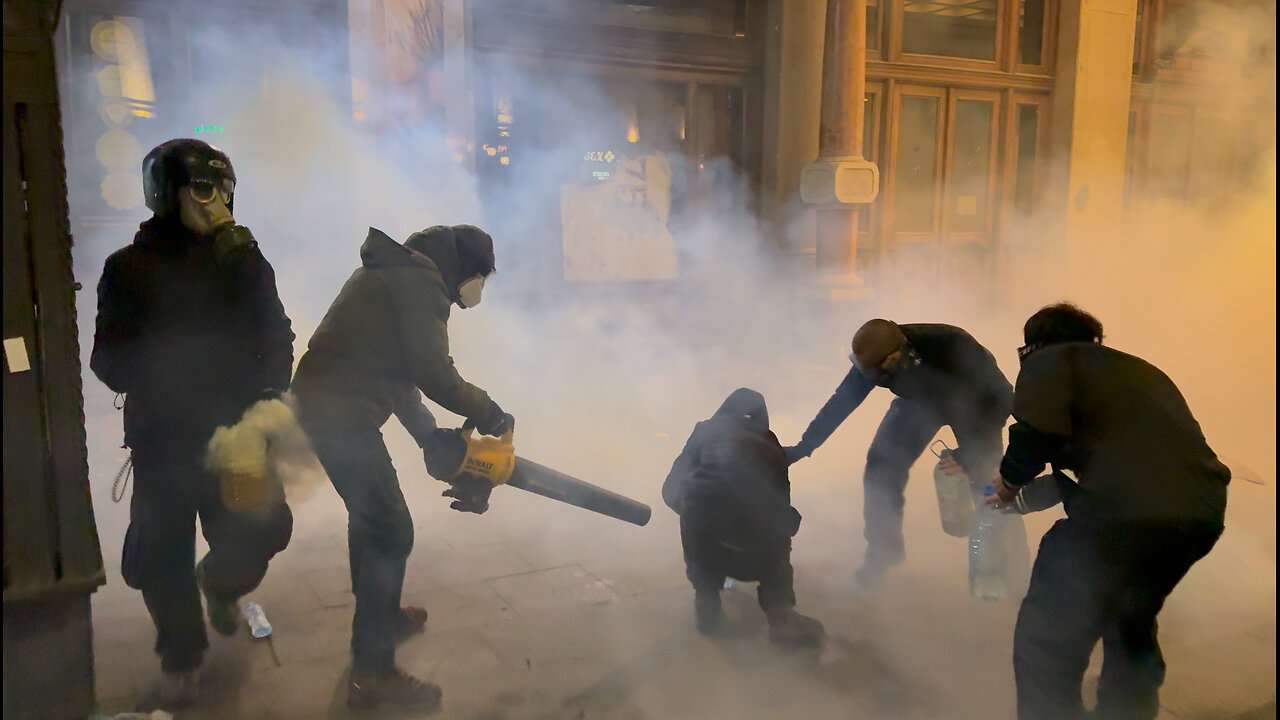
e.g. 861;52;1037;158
662;389;824;646
991;303;1229;720
90;139;295;707
782;319;1012;588
290;224;512;711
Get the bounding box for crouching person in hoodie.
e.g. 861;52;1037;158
290;225;514;711
662;388;824;646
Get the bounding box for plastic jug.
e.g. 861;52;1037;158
931;441;974;538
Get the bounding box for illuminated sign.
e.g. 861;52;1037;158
194;125;225;133
584;151;615;163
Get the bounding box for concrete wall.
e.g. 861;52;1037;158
760;0;826;253
1048;0;1139;280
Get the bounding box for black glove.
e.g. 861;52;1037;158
212;224;257;261
442;473;493;514
475;401;515;437
422;428;467;482
783;444;809;466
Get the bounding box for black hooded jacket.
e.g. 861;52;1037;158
290;228;493;434
90;215;294;447
663;389;801;545
1000;342;1230;524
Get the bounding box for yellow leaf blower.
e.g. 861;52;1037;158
429;427;652;526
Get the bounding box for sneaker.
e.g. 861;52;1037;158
196;562;240;637
159;668;201;707
347;668;443;711
766;608;825;647
694;591;724;635
392;606;429;643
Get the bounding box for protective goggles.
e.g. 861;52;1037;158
188;178;235;205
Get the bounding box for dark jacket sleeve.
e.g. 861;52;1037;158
795;367;875;457
1000;348;1073;487
393;388;439;447
246;252;295;393
662;424;703;515
390;271;493;422
89;251;144;394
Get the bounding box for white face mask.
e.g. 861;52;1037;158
457;274;487;308
177;181;234;236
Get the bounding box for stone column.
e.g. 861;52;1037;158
1047;0;1139;282
801;0;879;290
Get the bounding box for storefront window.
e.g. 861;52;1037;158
62;13;166;217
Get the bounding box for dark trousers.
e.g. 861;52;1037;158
680;515;795;612
862;397;1003;568
122;436;293;672
305;427;414;677
1014;518;1222;720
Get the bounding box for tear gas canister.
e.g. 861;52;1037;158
932;443;974;538
219;436;283;512
221;450;270;511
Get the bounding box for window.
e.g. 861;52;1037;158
1013;103;1040;216
895;95;942;232
867;0;882;51
947;98;994;234
859;91;881;234
902;0;998;61
1018;0;1046;65
1147;109;1193;200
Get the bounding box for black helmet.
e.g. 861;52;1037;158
142;138;236;216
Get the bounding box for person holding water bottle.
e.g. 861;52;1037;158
992;303;1230;720
782;320;1013;589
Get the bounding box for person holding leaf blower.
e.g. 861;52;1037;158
290;224;511;712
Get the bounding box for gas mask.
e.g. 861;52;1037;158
457;273;488;309
177;178;235;236
852;343;922;387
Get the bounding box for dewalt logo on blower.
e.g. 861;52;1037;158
457;428;516;485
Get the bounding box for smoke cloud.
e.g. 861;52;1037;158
61;1;1273;717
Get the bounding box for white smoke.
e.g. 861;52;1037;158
203;393;326;506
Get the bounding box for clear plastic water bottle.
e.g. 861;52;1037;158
968;486;1008;601
244;601;272;638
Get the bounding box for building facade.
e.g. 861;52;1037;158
54;0;1275;296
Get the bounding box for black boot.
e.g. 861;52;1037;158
765;607;824;647
196;560;240;637
694;590;724;635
